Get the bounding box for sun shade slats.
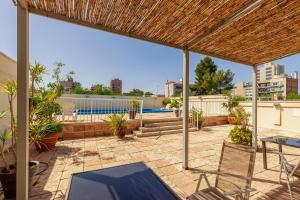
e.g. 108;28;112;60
25;0;300;65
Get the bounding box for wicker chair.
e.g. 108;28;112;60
279;153;300;200
188;141;256;200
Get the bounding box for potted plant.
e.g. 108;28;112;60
169;99;181;117
106;114;127;138
190;108;203;129
30;91;63;152
162;98;171;108
0;81;39;199
228;106;252;146
30;117;63;152
129;97;141;119
222;95;245;124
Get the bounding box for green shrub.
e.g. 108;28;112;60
129;97;141;111
162;98;171;107
229;126;252;146
169;99;181;109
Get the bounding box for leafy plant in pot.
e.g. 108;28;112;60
106;114;128;139
228;106;252;146
169;99;182;117
129;97;141;120
222;95;245;124
0;81;39;199
29;91;63;152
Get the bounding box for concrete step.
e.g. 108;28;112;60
144;121;182;128
143;118;181;124
135;127;197;137
141;125;183;132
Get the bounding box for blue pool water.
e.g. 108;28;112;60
76;108;172;115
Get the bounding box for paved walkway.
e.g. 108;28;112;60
27;125;300;199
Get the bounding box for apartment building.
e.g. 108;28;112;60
257;62;285;81
164;80;183;97
233;63;298;100
110;78;122;94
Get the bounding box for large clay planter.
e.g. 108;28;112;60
227;116;238;125
35;132;59;152
0;161;39;199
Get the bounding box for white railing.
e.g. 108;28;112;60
56;97;143;124
189;99;228;117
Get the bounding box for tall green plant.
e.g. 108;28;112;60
130;97;141;111
105;114;127;138
0;111;11;171
0;80;17;160
30;61;47;100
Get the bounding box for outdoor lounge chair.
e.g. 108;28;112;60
279;153;300;200
188;141;256;200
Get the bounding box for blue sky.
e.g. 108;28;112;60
1;0;299;94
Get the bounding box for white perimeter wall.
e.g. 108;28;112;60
0;52;17;133
240;101;300;135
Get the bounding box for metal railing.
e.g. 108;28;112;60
56;97;143;125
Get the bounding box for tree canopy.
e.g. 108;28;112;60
193;57;234;95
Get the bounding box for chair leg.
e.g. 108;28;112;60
283;165;293;200
279;162;283;184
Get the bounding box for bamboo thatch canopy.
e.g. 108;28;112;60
21;0;300;66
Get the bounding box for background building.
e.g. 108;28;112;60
60;78;81;92
164;80;183;97
232;63;298;100
257;62;285;81
110;78;122;94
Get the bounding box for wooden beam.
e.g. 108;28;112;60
17;0;28;9
28;7;254;67
187;0;266;49
17;3;29;200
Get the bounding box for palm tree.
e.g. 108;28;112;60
29;61;47;99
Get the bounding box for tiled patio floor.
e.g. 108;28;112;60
28;125;300;200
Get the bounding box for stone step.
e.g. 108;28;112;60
141;125;183;132
143;118;182;124
135;127;198;137
144;121;182;128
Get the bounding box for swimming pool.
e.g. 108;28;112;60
76;108;173;115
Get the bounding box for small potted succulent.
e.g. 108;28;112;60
228;106;252;146
106;114;128;138
0;81;39;199
169;99;182;117
128;97;141;119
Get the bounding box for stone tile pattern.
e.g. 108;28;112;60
18;125;300;199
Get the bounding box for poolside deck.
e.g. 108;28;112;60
26;125;300;199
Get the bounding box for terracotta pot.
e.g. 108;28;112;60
35;132;59;152
174;109;181;117
128;110;137;119
227;116;238;125
116;129;126;139
0;161;39;199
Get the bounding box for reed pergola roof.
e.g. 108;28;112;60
21;0;300;66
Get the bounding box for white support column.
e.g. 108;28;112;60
252;66;258;148
17;3;29;200
182;47;189;169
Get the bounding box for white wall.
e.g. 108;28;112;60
240;101;300;135
0;52;17;133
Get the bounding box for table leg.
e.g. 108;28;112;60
262;141;267;169
278;143;282;164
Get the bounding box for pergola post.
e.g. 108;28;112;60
182;47;189;169
17;2;29;200
252;65;258;148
